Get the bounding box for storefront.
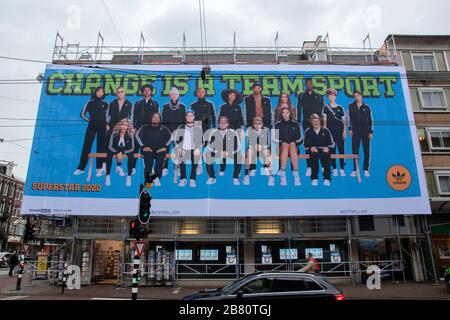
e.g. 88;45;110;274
431;223;450;277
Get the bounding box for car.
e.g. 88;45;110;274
0;252;13;267
182;271;345;301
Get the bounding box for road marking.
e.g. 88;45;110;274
91;297;130;300
172;287;182;294
1;295;28;300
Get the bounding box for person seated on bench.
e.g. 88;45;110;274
304;113;335;187
136;113;172;187
105;118;136;187
172;111;204;188
243;116;274;187
274;107;302;187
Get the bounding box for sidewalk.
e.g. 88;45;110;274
1;274;449;300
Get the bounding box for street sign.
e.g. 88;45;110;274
134;241;146;257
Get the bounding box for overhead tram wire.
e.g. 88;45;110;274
101;0;124;46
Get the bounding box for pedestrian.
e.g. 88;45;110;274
348;90;374;177
8;251;19;277
298;253;321;274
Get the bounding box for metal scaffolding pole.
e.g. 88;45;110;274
346;217;355;285
423;215;439;284
395;216;407;285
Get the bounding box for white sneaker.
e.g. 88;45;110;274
280;174;287;186
243;175;250;185
173;167;179;184
126;176;132;187
105;175;111;186
350;171;357;177
189;179;196;188
332;169;338;177
249;169;256;177
218;171;225;177
294;175;301;186
178;179;187;187
162;168;168;176
268;176;275;186
340;169;346;177
132;168;136;176
153;178;161;187
116;166;125;176
263;167;271;176
96;168;105;177
324;179;331;187
196;165;203;176
364;170;370;177
311;179;318;187
206;177;216;185
73;169;84;176
305;167;312;177
233;178;240;186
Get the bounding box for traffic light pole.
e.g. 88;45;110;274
131;248;140;300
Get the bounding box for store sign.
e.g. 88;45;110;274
226;254;237;265
330;252;341;263
175;249;193;261
22;64;430;217
305;248;323;259
279;248;298;260
200;249;219;261
262;254;273;264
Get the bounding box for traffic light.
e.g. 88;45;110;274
23;219;35;243
137;269;141;282
129;219;138;239
138;190;152;224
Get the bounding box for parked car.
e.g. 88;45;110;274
182;271;345;301
0;252;13;267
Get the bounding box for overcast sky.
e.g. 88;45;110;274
0;0;449;180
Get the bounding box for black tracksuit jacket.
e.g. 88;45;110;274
107;99;133;127
162;101;186;133
136;124;172;151
274;119;303;145
244;95;273;128
219;103;244;131
303;127;335;150
133;98;159;130
81;98;108;125
348;102;373;134
190;98;217;133
108;133;134;154
297;90;324;127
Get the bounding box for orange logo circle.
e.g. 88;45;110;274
386;165;412;191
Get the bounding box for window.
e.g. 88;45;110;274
0;201;5;214
419;88;447;109
435;171;450;195
3;183;8;196
411;52;437;71
427;129;450;150
272;278;324;292
238;278;273;294
359;216;375;231
9;185;14;197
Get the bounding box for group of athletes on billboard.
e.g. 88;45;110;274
72;79;374;188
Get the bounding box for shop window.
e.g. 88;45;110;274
359;216;375;231
254;219;284;234
419;88;447;110
435;171;450;195
411;52;437;71
427;129;450;150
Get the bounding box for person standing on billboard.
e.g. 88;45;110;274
204;116;242;185
274;92;296;122
191;87;217;177
243;116;274;186
73;86;108;177
348;90;373;177
161;87;186;177
172;111;204;188
133;84;159;131
304;114;334;187
244;83;272;177
274;107;302;186
297;79;324;178
105;119;135;187
322;88;347;177
136;113;171;187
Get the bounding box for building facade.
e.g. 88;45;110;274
0;161;25;251
21;33;449;286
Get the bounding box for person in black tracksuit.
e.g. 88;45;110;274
133;84;159;131
105;119;135;187
219;89;244;132
172;111;204;187
348;90;374;176
161;87;186;174
106;86;133;145
204;116;242;185
274;107;303;186
74;86;108;176
297;79;324;175
322;88;347;176
136;113;171;186
191;87;217;133
304;114;335;186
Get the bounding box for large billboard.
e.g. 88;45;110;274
22;64;430;217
